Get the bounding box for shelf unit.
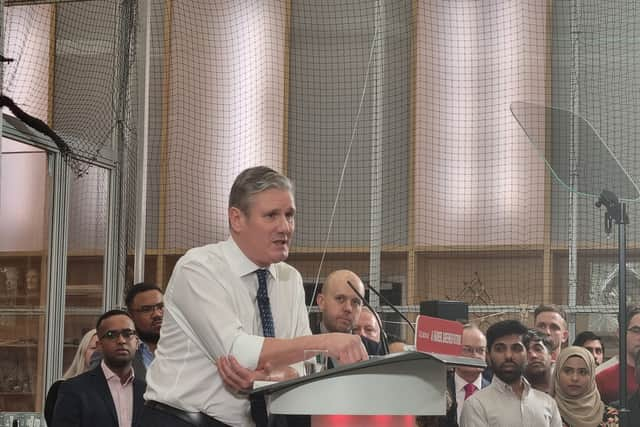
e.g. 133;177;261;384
0;254;46;413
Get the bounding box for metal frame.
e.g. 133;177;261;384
3;113;119;405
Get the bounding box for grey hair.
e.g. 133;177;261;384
63;328;96;379
229;166;293;214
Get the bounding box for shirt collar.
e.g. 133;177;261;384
491;374;531;397
454;371;482;392
225;237;277;279
100;359;135;385
139;341;153;357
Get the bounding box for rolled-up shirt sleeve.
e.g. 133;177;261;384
167;254;265;369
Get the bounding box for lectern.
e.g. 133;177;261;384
252;351;485;417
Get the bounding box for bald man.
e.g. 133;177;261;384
316;270;385;358
354;306;381;343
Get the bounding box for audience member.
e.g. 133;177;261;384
315;269;385;357
44;328;97;426
90;283;164;379
125;282;164;375
524;329;554;393
451;324;489;424
616;349;640;421
52;310;146;427
460;319;561;427
573;331;604;366
595;306;640;404
353;306;381;343
534;304;569;362
141;167;367;427
553;346;619;427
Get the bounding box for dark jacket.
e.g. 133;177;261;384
447;369;491;411
51;365;146;427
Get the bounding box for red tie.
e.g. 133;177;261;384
464;383;477;400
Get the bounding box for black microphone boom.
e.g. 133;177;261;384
346;280;389;355
364;282;416;334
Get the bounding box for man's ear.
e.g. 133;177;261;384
316;293;325;310
562;329;569;344
229;207;244;233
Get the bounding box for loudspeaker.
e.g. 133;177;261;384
420;300;468;323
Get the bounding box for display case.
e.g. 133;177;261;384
0;139;50;412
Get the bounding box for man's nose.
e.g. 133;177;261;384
276;215;292;232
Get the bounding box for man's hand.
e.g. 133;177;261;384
217;356;299;393
217;356;266;393
324;333;369;364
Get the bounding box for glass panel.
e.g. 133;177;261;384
510;102;640;201
0;138;50;412
62;166;109;375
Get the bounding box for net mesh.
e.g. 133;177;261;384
5;0;640;345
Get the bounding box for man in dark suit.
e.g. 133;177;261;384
449;324;490;425
90;283;164;379
52;309;146;427
314;269;385;359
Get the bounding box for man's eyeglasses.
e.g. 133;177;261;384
133;302;164;314
101;329;137;340
627;326;640;335
462;345;486;356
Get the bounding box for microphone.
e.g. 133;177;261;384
364;281;416;334
346;280;389;354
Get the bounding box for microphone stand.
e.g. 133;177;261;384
364;281;416;334
346;280;389;354
596;190;630;427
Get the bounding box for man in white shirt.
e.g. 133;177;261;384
460;319;562;427
452;324;489;424
141;166;367;427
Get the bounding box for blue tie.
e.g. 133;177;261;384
256;269;275;337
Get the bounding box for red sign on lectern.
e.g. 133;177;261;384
414;315;463;356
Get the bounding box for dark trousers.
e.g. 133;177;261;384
141;401;231;427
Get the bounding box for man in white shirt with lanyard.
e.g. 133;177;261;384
141;166;367;427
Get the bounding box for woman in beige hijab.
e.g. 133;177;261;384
553;346;619;427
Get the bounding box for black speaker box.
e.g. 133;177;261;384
420;300;468;323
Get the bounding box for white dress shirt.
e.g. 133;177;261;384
144;237;312;427
454;371;483;423
459;375;562;427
